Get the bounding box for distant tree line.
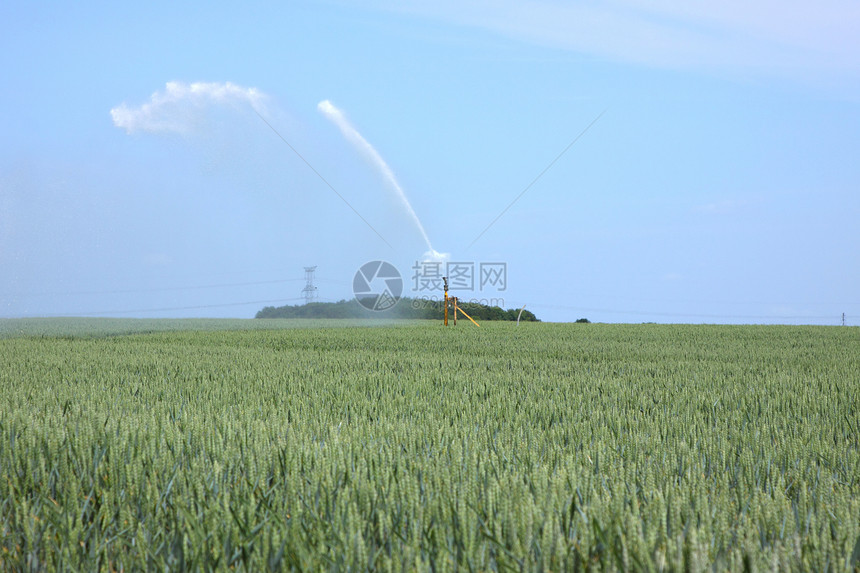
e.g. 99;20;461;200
256;298;539;322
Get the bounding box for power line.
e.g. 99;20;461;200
466;109;606;250
519;302;848;322
541;292;860;307
50;297;306;317
4;278;308;298
253;108;393;249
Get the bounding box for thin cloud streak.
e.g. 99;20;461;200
370;0;860;81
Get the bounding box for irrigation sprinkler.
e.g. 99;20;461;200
444;277;448;326
516;305;527;326
443;277;480;328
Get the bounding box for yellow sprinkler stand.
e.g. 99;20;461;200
442;277;480;327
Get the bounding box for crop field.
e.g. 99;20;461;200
1;320;858;571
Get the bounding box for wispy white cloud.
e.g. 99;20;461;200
111;81;267;135
692;197;755;215
369;0;860;81
143;253;173;267
690;195;768;216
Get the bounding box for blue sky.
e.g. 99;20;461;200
1;0;858;323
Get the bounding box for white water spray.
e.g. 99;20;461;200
111;81;267;135
317;100;446;261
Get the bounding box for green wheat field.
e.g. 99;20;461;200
1;319;858;571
